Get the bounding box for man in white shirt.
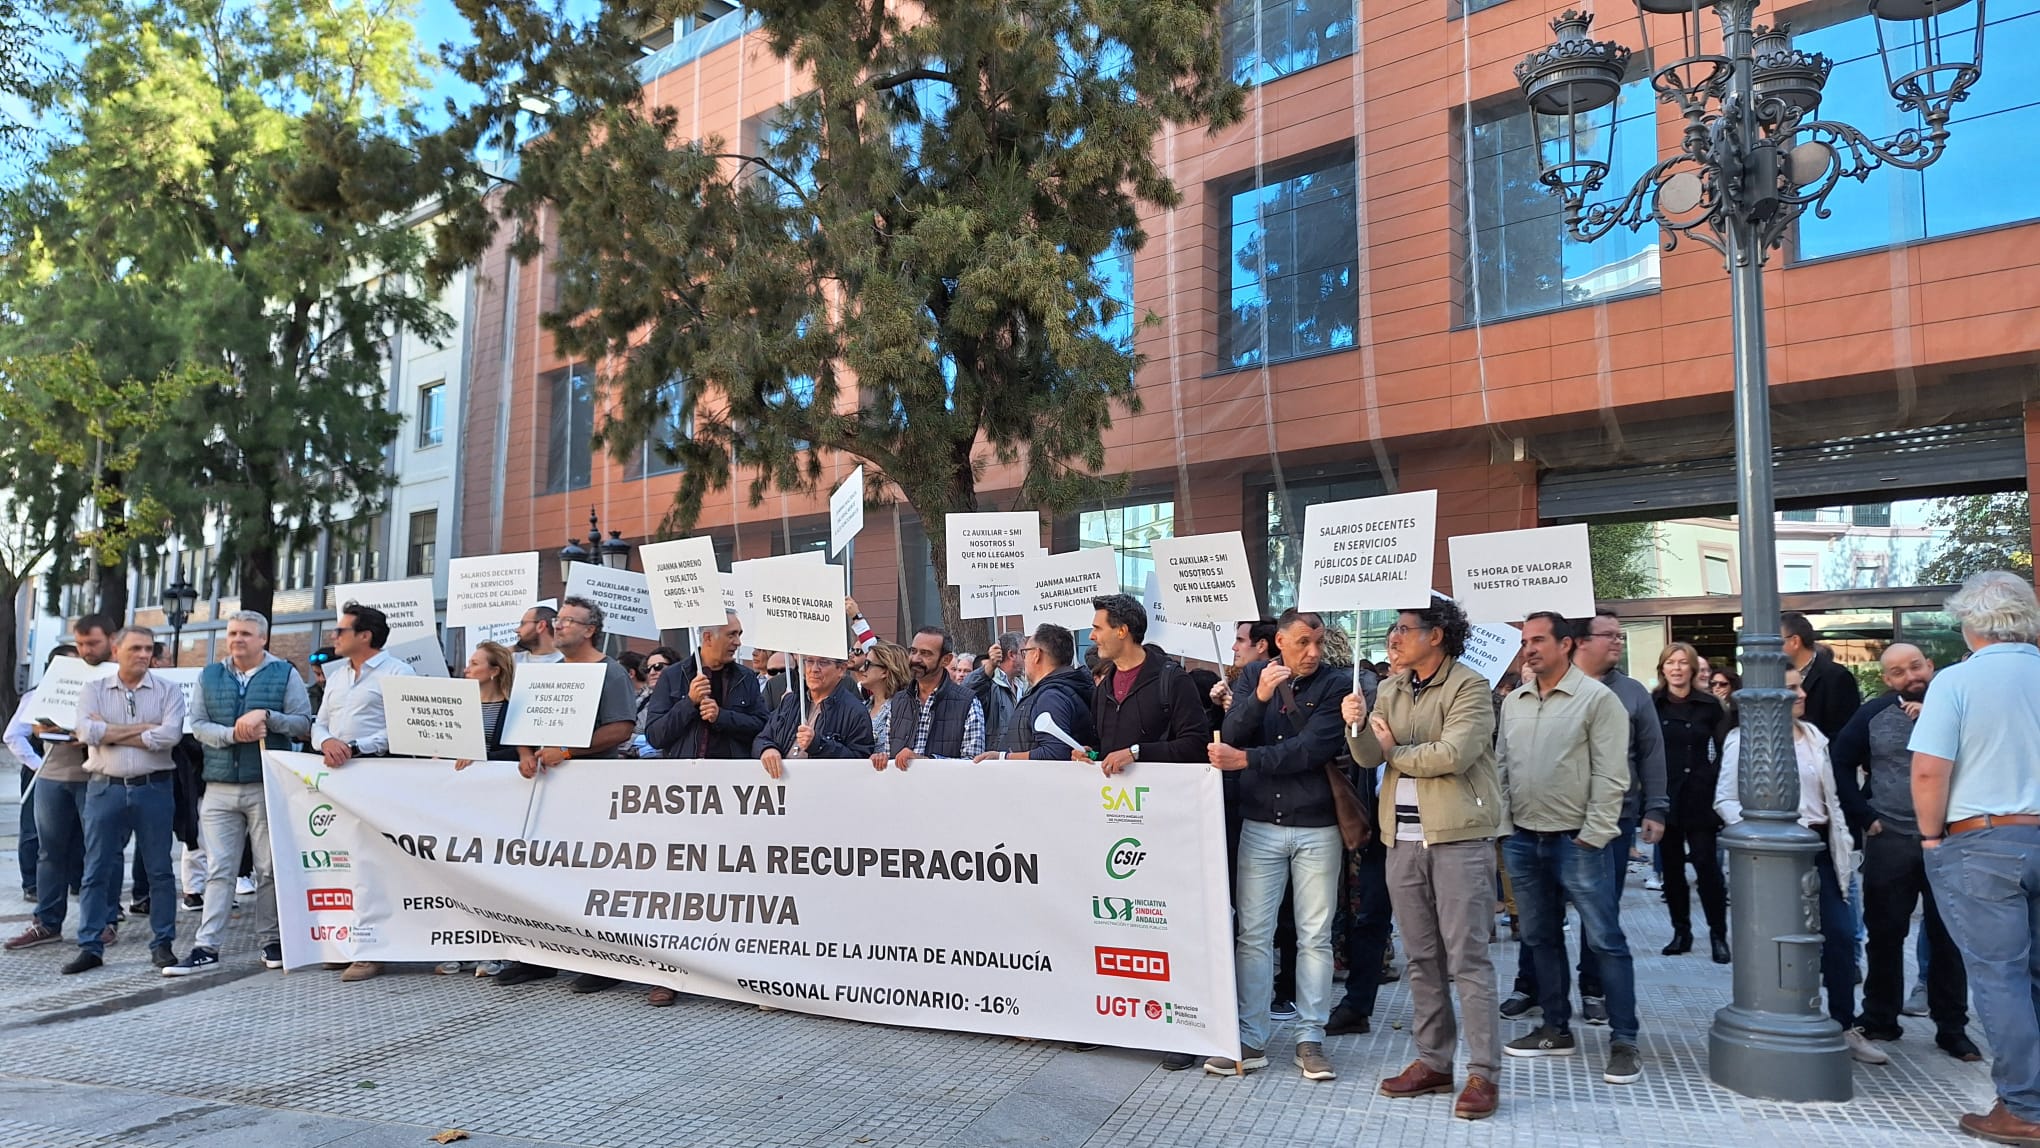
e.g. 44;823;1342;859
513;606;564;665
4;647;67;903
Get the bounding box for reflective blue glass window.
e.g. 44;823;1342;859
1226;154;1360;368
1221;0;1355;85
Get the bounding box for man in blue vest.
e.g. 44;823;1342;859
162;611;313;976
872;627;985;769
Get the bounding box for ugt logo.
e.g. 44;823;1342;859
1092;896;1134;922
1105;837;1146;880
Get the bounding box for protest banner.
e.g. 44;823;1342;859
640;537;728;631
746;560;848;658
264;750;1237;1055
1143;573;1228;666
501;662;610;748
564;563;660;642
33;656;118;737
1148;533;1258;625
1448;523;1595;623
830;466;865;558
383;636;450;678
726;552;826;624
1295;490;1437;612
332;578;439;647
1431;591;1522;687
445;553;539;627
945;512;1041;586
1017;548;1120;631
384;678;488;762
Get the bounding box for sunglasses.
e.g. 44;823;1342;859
646;662;670;673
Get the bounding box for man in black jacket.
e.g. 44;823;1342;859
1782;612;1861;738
1082;595;1210;773
875;627;985;769
1206;608;1353;1083
644;612;768;760
754;655;875;778
977;624;1094;760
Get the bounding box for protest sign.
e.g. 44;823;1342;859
945;512;1041;586
726;551;825;623
265;749;1237;1055
1018;548;1120;631
830;466;865;558
384;636;451;678
384;678;488;762
961;548;1047;621
332;578;439;647
464;597;555;661
1143;573;1228;665
1448;523;1595;623
1295;490;1437;612
33;656;118;737
152;667;203;734
1148;533;1258;625
746;560;848;658
640;537;729;631
564;563;660;641
1429;592;1521;687
445;553;538;627
501;662;610;748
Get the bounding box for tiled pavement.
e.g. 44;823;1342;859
0;775;1995;1146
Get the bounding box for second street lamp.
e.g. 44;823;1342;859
1515;0;1986;1103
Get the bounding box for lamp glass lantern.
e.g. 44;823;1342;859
1868;0;1984;120
600;530;632;570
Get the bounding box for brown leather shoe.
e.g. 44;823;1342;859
647;986;678;1007
1455;1074;1499;1120
1380;1059;1454;1098
1961;1100;2040;1146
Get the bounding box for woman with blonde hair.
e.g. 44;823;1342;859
1651;642;1727;960
455;641;520;767
860;642;912;752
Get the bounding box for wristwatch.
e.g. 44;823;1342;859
1130;744;1141;761
345;742;361;757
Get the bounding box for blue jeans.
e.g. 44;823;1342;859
17;766;37;893
33;777;88;932
1926;825;2040;1121
1504;828;1639;1043
77;774;177;955
1520;816;1637;1001
1814;849;1858;1028
1235;820;1342;1049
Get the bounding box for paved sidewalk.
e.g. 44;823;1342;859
0;775;2001;1147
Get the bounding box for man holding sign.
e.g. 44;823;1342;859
6;615;116;956
516;597;638;775
754;655;876;778
645;612;767;760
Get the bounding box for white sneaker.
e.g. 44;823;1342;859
1644;874;1664;891
1845;1027;1889;1065
1902;985;1929;1017
236;876;257;897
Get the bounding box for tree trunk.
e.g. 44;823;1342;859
237;543;278;621
95;553;129;622
0;572;22;717
920;455;1000;654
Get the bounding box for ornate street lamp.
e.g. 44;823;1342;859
164;561;199;669
1516;0;1986;1103
599;529;633;571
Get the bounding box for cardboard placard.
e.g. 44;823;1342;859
332;578;440;648
745;560;849;659
1295;490;1437;612
564;563;661;642
445;553;539;627
1448;523;1596;623
961;548;1048;621
945;512;1041;587
1144;572;1229;665
640;537;729;630
830;466;865;558
501;662;610;748
384;677;488;762
1430;591;1520;688
1018;547;1121;631
464;597;556;662
725;552;825;626
1149;532;1259;626
152;667;204;734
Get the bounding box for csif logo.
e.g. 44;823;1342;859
306;888;354;913
1094;945;1170;982
308;804;338;837
1105;837;1146;880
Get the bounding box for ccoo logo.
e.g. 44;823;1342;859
1095;945;1170;982
308;804;338;838
306;888;354;912
1105;837;1146;880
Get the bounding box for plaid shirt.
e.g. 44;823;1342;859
910;690;985;759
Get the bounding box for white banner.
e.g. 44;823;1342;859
1018;548;1120;632
264;751;1237;1055
564;564;661;642
640;538;728;631
1148;533;1259;626
1448;523;1596;623
746;560;847;658
946;512;1041;587
384;678;488;763
384;636;451;678
1296;490;1437;613
1143;574;1229;666
333;578;439;647
830;466;865;558
1431;591;1521;687
33;656;118;737
446;553;539;628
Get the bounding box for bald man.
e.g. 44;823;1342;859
1833;644;1977;1060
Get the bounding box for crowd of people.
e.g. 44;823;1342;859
6;570;2039;1138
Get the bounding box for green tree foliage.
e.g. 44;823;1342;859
444;0;1242;635
1588;520;1661;602
1;0;473;618
1917;492;2032;584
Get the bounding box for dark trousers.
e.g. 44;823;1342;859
1860;829;1968;1035
17;766;37;892
1518;817;1636;1000
78;775;177;955
1814;849;1858;1028
1336;842;1391;1016
1504;829;1639;1042
1661;820;1727;937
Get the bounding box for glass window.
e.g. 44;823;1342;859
1795;0;2040;260
1226;152;1360;368
1090;236;1135;353
1851;502;1892;527
1465;76;1661;323
1702;554;1734;595
543;364;595;495
416;381;445;448
1221;0;1355;85
406;510;438;579
633;378;691;479
327;517;384;587
1780;508;1818;522
1079;500;1175;594
1782;563;1816;592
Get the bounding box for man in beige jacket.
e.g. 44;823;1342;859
1345;596;1505;1120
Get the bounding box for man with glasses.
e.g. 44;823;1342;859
63;627;186;975
755;654;877;778
975;625;1094;761
646;612;767;762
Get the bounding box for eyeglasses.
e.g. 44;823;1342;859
555;615;595;629
1589;630;1625;643
1710;678;1731;689
1019;646;1038;657
1387;624;1430;638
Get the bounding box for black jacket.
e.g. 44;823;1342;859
885;676;978;757
1654;689;1724;829
1007;666;1097;759
644;656;769;760
753;678;876;759
1799;650;1863;739
1222;660;1355;829
1091;646;1212;762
